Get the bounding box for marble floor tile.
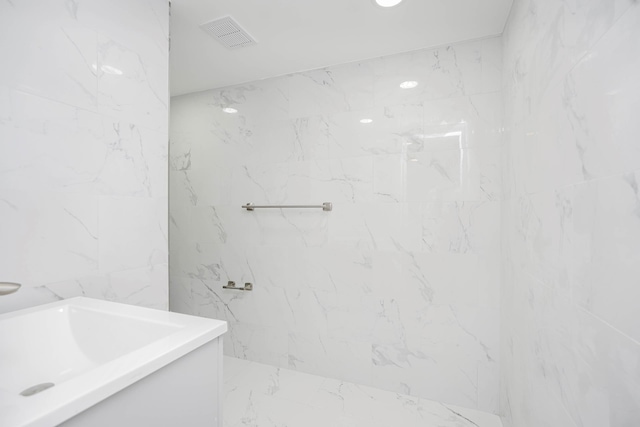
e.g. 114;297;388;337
223;356;502;427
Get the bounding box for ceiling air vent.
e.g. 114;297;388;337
200;16;257;49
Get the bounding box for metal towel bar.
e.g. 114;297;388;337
242;202;332;211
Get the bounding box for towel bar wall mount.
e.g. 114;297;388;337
223;281;253;291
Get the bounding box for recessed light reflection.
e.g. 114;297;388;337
101;65;123;75
375;0;403;7
360;118;373;124
222;107;238;114
400;81;418;89
91;63;123;75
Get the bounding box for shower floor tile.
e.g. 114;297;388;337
223;356;502;427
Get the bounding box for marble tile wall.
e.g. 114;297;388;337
0;0;169;313
170;37;502;413
500;1;640;426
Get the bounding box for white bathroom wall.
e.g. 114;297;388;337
0;0;169;313
501;1;640;426
170;37;502;412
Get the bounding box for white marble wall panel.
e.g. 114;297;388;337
0;190;99;286
501;1;640;426
170;37;502;413
289;63;375;118
0;0;169;314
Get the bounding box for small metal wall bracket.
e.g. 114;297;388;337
222;281;253;291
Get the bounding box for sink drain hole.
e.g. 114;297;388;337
20;382;55;397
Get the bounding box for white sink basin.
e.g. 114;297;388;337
0;297;227;427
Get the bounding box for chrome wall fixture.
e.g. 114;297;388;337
241;202;332;211
223;281;253;291
0;282;21;296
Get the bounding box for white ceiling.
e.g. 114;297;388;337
170;0;513;96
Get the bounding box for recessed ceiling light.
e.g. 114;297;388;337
374;0;403;7
222;107;238;114
360;118;373;124
400;81;418;89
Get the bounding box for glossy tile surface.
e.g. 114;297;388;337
223;356;503;427
0;0;169;314
170;37;502;413
500;1;640;426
